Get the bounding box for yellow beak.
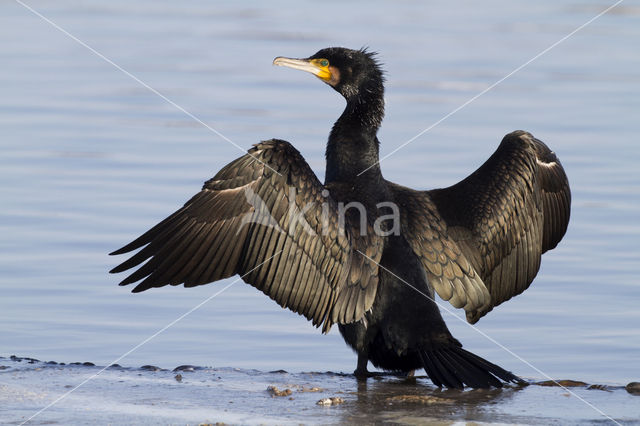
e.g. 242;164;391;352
273;57;332;82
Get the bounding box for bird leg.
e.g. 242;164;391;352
354;352;371;379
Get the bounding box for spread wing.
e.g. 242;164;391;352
390;182;493;317
110;139;382;332
394;131;571;323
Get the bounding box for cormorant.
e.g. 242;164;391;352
110;47;571;388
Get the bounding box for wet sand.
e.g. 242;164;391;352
2;356;637;425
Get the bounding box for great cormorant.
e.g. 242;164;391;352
110;47;571;388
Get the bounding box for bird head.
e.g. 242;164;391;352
273;47;384;100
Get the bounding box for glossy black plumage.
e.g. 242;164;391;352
111;47;571;388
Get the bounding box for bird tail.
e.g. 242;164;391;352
419;347;525;388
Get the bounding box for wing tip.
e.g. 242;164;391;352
109;265;124;274
109;246;129;256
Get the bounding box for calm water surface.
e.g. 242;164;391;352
1;0;639;423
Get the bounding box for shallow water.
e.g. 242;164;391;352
1;0;639;424
2;356;639;425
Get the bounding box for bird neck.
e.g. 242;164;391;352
325;89;385;185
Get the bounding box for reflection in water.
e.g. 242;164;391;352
346;375;526;424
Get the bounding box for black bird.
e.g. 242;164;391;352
110;47;571;388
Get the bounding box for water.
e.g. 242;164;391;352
2;357;639;425
1;0;639;424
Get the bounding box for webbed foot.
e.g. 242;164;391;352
354;367;374;379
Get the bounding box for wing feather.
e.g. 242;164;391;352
391;131;570;323
425;130;571;322
389;182;491;315
111;139;382;331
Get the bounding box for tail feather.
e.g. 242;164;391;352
445;348;502;388
431;350;465;388
418;351;440;386
420;347;523;389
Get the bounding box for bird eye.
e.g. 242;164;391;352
320;59;329;67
